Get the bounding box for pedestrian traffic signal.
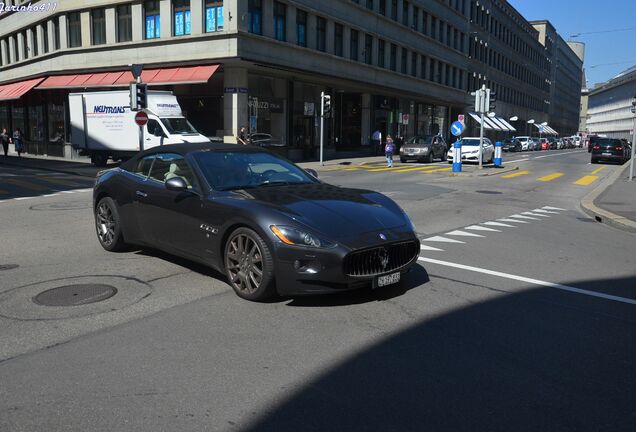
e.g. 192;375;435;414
488;90;496;112
323;94;331;115
129;82;148;111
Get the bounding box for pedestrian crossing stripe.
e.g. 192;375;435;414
537;172;564;182
393;166;441;173
501;170;529;178
591;166;606;175
574;175;598;186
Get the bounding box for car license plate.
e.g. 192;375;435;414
408;153;414;156
602;152;612;156
375;272;400;288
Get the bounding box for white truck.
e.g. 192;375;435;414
69;90;209;166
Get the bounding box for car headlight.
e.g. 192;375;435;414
401;209;416;232
270;225;337;248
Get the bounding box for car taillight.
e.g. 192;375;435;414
616;146;623;151
593;145;600;150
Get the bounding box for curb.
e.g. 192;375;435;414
580;163;636;234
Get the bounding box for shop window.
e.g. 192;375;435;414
173;0;191;36
248;0;262;35
205;1;224;32
350;29;358;61
273;1;285;41
316;17;326;52
68;12;82;48
145;0;161;39
117;4;133;42
334;23;343;57
364;33;372;65
378;39;385;68
296;9;307;47
91;9;106;45
48;101;66;145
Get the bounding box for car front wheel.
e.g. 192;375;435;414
224;227;275;301
95;197;127;252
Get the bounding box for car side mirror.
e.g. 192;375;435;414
165;177;188;192
305;168;318;179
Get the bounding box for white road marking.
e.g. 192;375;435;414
522;211;550;218
483;221;516;228
14;197;35;201
422;236;466;244
542;206;567;211
465;225;501;232
498;218;529;224
420;244;444;252
418;257;636;306
446;230;484;238
532;208;560;214
508;214;541;220
533;151;585;159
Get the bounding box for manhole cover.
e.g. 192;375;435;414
30;201;92;211
0;264;19;271
475;190;503;195
33;284;117;306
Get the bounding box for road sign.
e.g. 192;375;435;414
539;126;545;133
134;111;149;126
451;121;465;137
458;114;465;123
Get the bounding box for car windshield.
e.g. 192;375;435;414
462;139;482;146
406;135;435;145
160;117;199;135
193;151;317;191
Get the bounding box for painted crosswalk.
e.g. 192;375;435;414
418;206;568;253
499;167;616;186
0;174;94;203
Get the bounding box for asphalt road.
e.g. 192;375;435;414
1;149;635;431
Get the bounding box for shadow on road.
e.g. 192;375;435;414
246;275;636;432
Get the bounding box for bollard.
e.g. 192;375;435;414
453;139;462;173
494;141;502;167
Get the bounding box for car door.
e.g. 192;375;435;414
435;137;447;157
142;153;210;258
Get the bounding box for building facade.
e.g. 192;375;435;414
0;0;582;161
587;66;636;140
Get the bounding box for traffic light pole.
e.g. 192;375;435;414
479;111;484;169
137;75;144;152
320;91;325;166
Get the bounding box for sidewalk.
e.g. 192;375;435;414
581;162;636;234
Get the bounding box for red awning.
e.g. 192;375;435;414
0;78;44;101
37;65;220;89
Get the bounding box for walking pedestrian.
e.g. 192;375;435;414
372;128;382;155
385;135;395;167
0;128;10;158
13;128;24;157
236;126;248;145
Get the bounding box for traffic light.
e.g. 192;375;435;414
129;82;148;111
323;94;331;115
487;89;496;112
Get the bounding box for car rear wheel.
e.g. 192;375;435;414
224;227;275;301
441;150;447;161
425;152;433;163
95;197;127;252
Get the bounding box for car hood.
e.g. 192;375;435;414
228;183;408;239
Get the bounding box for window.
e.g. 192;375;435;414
412;6;419;31
68;12;82;48
296;9;307;47
42;24;49;53
422;11;427;34
149;153;196;188
248;0;262;35
135;155;155;177
316;17;326;52
173;0;191;36
350;29;359;61
400;47;406;73
379;0;386;15
390;43;396;71
53;17;60;50
391;0;397;20
273;1;286;41
410;51;416;76
364;33;372;65
117;4;132;42
205;1;224;32
334;23;343;57
402;0;408;26
91;9;106;45
430;16;436;39
144;0;161;39
366;0;373;9
378;39;385;68
31;28;38;56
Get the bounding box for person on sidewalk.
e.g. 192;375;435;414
372;129;382;155
236;126;248;145
385;135;395;168
12;128;24;157
0;128;10;158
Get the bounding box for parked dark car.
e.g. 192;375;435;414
93;143;420;301
399;135;447;163
590;137;631;164
502;138;522;152
548;138;558;150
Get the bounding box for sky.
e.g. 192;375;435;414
508;0;636;87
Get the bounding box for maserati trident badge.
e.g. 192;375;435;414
379;233;387;240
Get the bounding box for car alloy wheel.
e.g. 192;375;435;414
95;197;127;252
224;228;275;301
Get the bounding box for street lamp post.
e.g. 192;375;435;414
630;96;636;181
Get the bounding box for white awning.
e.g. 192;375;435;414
469;112;491;129
488;117;510;131
498;118;517;132
469;112;517;131
533;123;557;135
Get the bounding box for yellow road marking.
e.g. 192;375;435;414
501;170;529;179
393;166;440;173
591;166;606;175
40;177;83;187
367;167;397;172
342;167;361;171
537;172;564;182
4;179;49;191
574;175;598;186
424;167;452;173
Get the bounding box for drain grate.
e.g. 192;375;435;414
33;284;117;306
0;264;19;271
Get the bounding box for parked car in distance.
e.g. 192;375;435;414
590;137;631;164
556;138;566;149
530;137;542;151
400;135;447;163
514;136;533;151
502;138;522;152
446;137;495;163
548;138;558;150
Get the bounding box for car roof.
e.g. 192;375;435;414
120;142;265;171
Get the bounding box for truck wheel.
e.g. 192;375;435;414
91;153;108;167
